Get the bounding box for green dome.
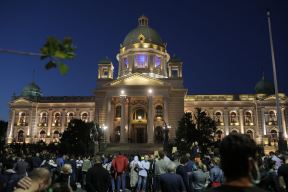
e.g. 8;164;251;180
122;16;164;47
21;82;42;97
255;76;274;95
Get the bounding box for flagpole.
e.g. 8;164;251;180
267;10;286;152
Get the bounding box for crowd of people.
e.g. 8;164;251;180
1;134;288;192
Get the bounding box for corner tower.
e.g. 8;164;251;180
116;15;170;78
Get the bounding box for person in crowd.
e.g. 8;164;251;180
76;156;83;184
154;151;167;192
209;157;224;187
15;156;28;178
31;153;42;169
185;153;197;190
206;133;267;192
258;158;281;192
191;162;209;192
278;155;288;192
112;152;128;192
0;159;22;192
13;168;51;192
51;182;73;192
54;163;77;191
147;154;156;192
270;151;283;171
86;155;111;192
129;155;139;192
137;155;150;192
81;156;92;189
176;155;190;192
159;162;186;192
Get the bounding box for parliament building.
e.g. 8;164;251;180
6;16;288;145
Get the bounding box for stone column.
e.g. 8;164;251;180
47;111;53;136
223;109;229;135
61;111;66;133
163;97;169;124
261;108;267;136
239;109;244;134
281;108;287;138
147;96;154;144
7;109;15;143
106;97;112;143
120;97;127;143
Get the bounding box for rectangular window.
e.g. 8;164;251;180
134;54;148;68
171;68;178;78
123;57;128;68
155;56;161;68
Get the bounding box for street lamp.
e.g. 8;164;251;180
163;120;171;152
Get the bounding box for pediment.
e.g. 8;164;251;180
12;98;32;105
104;73;169;87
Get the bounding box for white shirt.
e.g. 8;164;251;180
138;160;150;177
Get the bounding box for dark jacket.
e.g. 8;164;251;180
86;163;111;192
160;172;186;192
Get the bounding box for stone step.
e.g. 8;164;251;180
104;143;163;154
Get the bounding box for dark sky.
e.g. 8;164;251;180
1;0;288;121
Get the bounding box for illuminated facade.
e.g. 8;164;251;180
6;16;288;145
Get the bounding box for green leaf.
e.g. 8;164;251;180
57;63;69;75
45;61;57;70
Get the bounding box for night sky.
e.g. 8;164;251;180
1;0;288;121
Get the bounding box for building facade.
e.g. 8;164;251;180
6;16;288;145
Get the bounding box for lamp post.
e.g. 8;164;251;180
163;120;171;152
101;124;108;151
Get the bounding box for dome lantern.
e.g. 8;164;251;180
138;15;149;26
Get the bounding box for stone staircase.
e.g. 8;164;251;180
103;143;163;154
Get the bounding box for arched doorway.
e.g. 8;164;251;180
132;108;147;143
246;130;254;139
154;126;163;143
215;130;223;141
114;126;120;143
17;130;24;142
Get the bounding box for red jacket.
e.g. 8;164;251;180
112;155;128;173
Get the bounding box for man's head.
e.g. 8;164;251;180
167;162;177;173
220;134;257;181
29;168;51;191
94;155;102;164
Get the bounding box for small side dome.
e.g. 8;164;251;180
169;54;182;63
21;82;42;97
255;76;274;95
98;57;112;64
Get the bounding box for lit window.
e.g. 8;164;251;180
155;56;161;68
135;54;148;68
123;57;128;68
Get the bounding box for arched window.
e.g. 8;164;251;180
230;111;238;125
115;106;121;118
40;130;46;139
270;130;278;139
268;111;277;125
214;111;223;125
155;105;163;118
53;112;61;126
67;112;74;124
246;130;254;139
17;130;24;142
133;108;145;120
155;56;161;68
154;126;163;143
215;130;223;141
134;54;148;68
39;112;48;126
231;129;238;134
244;111;253;125
19;112;26;126
81;112;89;122
53;131;60;142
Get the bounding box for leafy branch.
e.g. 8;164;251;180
0;36;76;75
